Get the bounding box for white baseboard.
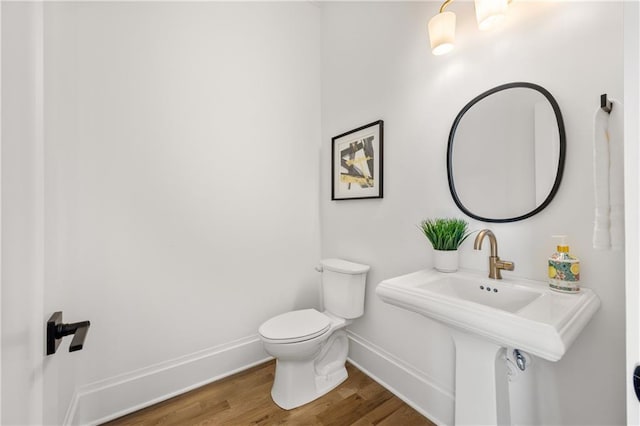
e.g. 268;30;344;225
65;331;454;425
65;335;271;426
346;330;454;426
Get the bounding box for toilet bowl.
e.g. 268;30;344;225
260;309;350;409
258;259;369;410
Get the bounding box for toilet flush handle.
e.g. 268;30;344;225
314;265;323;272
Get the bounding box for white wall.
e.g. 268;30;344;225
624;1;640;424
321;2;625;424
1;2;45;424
42;2;320;423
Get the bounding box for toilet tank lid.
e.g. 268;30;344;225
321;258;370;274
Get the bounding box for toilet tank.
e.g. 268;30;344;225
320;258;370;319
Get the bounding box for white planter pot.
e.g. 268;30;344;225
433;249;459;272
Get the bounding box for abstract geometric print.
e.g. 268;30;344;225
339;135;375;190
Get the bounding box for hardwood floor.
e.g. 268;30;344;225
103;361;436;426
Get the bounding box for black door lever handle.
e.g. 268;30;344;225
69;321;90;352
47;312;91;355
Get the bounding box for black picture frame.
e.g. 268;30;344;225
331;120;384;200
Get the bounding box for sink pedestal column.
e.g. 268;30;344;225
451;329;511;425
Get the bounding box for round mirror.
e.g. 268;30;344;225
447;82;566;223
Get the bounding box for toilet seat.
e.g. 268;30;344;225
259;309;331;344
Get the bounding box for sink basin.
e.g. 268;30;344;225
376;269;600;362
415;275;543;314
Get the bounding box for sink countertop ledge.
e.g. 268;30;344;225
376;268;601;362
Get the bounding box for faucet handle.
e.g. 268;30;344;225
496;259;515;271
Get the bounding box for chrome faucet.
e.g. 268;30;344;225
473;229;514;279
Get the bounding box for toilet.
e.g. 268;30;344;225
258;258;370;410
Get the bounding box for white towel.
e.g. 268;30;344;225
592;99;624;250
593;108;611;249
608;99;624;250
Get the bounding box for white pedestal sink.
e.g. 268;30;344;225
376;269;600;425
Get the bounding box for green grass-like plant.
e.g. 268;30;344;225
418;218;471;251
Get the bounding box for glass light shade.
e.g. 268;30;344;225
474;0;508;31
428;11;456;56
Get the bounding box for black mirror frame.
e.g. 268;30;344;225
446;82;566;223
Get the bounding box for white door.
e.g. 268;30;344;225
1;2;47;424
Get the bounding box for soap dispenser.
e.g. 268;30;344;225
548;235;580;293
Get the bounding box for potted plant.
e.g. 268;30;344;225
418;218;471;272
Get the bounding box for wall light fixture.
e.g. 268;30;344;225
428;0;510;55
428;1;456;56
475;0;509;30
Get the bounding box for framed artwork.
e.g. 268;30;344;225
331;120;384;200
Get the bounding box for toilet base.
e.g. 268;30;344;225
271;363;347;410
315;365;348;397
269;329;349;410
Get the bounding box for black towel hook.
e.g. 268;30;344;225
601;94;612;114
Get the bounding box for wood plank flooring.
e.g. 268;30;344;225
103;361;436;426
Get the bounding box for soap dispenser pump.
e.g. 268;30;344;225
548;235;580;293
